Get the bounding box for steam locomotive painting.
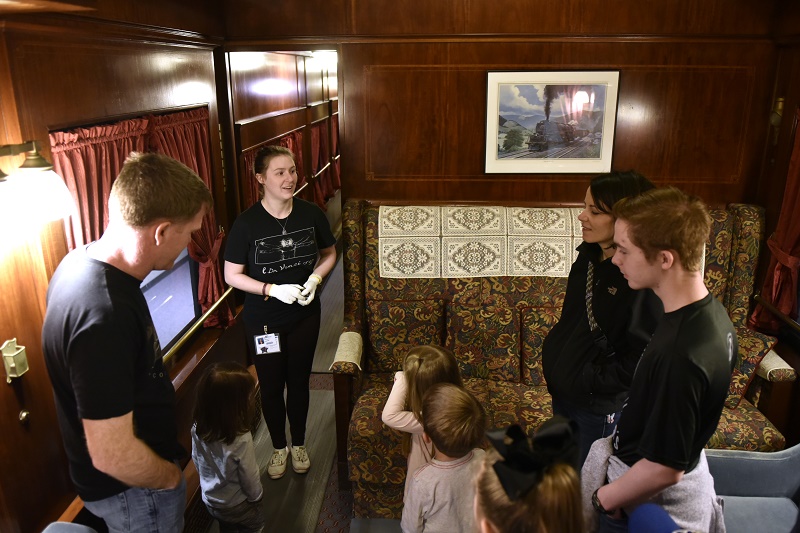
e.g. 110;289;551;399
526;119;590;152
487;72;619;173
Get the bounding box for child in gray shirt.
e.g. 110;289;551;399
401;383;487;533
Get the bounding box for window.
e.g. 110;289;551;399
140;248;201;353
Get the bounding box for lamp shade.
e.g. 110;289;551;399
4;169;74;222
0;169;75;254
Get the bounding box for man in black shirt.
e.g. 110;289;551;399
43;153;212;533
589;187;734;532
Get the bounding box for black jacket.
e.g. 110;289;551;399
542;241;662;414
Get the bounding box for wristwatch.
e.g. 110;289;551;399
591;488;614;515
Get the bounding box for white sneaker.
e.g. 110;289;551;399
267;447;289;479
291;445;311;474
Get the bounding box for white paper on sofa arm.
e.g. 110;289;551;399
330;331;363;371
756;349;797;381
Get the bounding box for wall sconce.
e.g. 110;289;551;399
770;97;784;146
0;141;74;250
0;140;53;179
1;338;29;383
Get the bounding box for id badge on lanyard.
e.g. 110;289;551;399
254;325;281;355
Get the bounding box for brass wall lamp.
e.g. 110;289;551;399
0;140;73;232
0;140;54;180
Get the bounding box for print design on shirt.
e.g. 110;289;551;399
255;227;318;275
726;332;734;365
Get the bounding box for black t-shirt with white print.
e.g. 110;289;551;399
611;293;736;472
224;198;336;331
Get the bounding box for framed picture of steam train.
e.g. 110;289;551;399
485;71;619;174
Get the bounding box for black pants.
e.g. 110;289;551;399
245;310;320;449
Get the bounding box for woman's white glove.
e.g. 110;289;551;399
268;283;304;304
298;274;322;306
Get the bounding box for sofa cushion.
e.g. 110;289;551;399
366;299;445;373
520;306;562;386
446;300;521;381
725;327;776;409
349;376;553;487
704;209;734;308
708;399;786;452
727;205;768;327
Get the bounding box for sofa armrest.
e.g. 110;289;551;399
756;349;797;382
330;331;363;375
706;444;800;498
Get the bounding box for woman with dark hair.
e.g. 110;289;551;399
224;145;336;480
542;171;660;466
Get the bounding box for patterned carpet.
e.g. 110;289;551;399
314;459;353;533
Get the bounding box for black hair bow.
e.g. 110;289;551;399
486;416;580;500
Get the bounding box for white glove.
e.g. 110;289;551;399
298;274;322;306
268;283;304;304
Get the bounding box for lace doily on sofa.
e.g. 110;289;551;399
378;205;583;278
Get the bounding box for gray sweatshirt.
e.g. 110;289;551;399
401;449;485;533
191;424;263;509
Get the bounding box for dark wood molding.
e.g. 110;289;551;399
0;14;223;48
236;110;306;153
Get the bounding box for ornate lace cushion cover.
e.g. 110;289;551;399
378;205;583;278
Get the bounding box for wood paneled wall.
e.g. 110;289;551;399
339;39;774;205
0;13;224;533
226;49;338;213
225;0;773;39
225;0;780;207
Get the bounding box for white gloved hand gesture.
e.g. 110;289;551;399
268;283;305;304
298;274;322;306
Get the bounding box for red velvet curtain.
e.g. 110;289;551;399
750;108;800;333
331;114;341;190
310;121;328;210
49;118;149;248
148;108;232;328
50;107;232;328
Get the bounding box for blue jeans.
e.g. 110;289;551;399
551;396;620;467
597;512;629;533
83;475;186;533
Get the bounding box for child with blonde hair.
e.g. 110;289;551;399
401;383;487;533
191;362;264;533
381;345;463;496
475;417;584;533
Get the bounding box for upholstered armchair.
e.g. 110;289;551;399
706;444;800;532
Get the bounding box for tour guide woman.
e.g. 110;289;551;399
224;145;336;480
542;171;660;466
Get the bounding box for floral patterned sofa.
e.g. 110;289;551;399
331;199;793;519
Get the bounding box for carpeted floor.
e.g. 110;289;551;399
314;458;353;533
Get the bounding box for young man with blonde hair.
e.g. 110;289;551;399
43;152;212;533
401;383;487;533
586;187;733;532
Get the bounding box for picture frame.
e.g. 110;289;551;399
485;70;620;174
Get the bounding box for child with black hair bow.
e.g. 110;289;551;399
474;417;585;533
